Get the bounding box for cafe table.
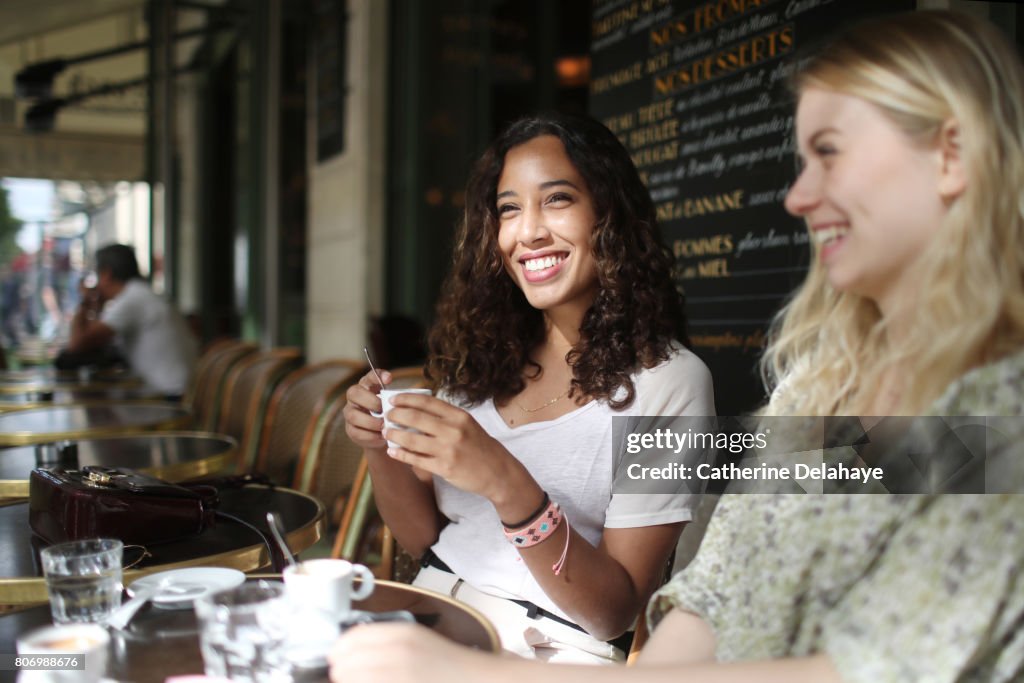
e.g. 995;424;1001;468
0;485;325;605
0;368;137;383
0;431;238;500
0;579;500;683
0;387;167;413
0;402;191;447
0;368;145;399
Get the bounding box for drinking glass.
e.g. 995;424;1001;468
194;582;292;683
40;539;124;625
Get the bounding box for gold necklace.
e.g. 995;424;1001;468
515;386;572;413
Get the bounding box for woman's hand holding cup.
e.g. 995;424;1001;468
383;393;531;504
343;369;392;451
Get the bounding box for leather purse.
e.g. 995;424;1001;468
28;466;219;545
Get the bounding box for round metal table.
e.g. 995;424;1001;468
0;485;325;605
0;579;499;683
0;387;167;412
0;431;237;499
0;401;192;446
0;368;144;398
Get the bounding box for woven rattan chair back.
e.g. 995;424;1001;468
252;360;364;485
189;340;259;430
292;383;362;523
185;338;238;411
218;348;303;469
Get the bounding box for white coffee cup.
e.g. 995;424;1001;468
16;623;110;683
282;559;375;620
372;388;432;449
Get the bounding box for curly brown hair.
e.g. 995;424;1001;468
426;112;688;409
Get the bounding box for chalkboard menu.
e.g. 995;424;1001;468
589;0;913;414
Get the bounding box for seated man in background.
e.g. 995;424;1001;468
65;243;197;400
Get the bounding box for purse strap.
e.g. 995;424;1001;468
214;510;290;572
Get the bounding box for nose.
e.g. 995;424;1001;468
517;203;550;244
784;167;820;217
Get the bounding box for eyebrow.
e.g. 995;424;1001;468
496;179;580;200
806;127;839;147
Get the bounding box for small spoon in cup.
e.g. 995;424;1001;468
267;511;297;568
363;347;386;388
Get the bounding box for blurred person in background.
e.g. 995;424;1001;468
64;243;197;400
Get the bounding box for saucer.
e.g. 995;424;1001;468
128;567;245;609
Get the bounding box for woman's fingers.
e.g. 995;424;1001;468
383;406;446;438
346;411;385;440
384;430;439;467
388;392;457;420
352;368;393;405
343;369;395;447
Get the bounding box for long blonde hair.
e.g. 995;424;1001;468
762;10;1024;416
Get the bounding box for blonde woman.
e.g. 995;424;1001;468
329;11;1024;683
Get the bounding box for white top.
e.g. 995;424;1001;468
430;343;715;620
101;280;198;395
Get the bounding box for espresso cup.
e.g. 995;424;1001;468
16;623;110;683
282;559;375;620
372;388;432;448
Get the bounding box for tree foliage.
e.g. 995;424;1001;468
0;186;22;263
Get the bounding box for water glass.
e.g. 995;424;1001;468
40;539;124;625
194;582;292;683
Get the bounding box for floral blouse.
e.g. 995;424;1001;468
648;352;1024;683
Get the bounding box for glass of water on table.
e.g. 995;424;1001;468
40;538;124;625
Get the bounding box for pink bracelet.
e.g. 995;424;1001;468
503;500;562;548
503;499;571;575
552;513;570;576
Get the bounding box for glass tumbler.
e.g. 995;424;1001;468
40;538;124;625
194;581;292;683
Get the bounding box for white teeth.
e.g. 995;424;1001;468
814;226;849;245
523;255;566;272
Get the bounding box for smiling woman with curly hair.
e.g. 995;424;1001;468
343;112;714;663
427;113;691;410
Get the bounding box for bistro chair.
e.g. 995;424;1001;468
292;377;364;527
184;338;240;408
330;366;429;580
250;360;364;485
217;348;303;470
187;339;258;431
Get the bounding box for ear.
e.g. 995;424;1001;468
936;118;967;200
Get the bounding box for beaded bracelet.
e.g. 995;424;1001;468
502;498;572;575
503;500;561;548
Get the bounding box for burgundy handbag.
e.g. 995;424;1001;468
28;466;219;545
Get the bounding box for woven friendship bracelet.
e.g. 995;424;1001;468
503;500;562;548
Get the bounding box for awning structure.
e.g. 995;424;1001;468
0;0;146;180
0;125;143;181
